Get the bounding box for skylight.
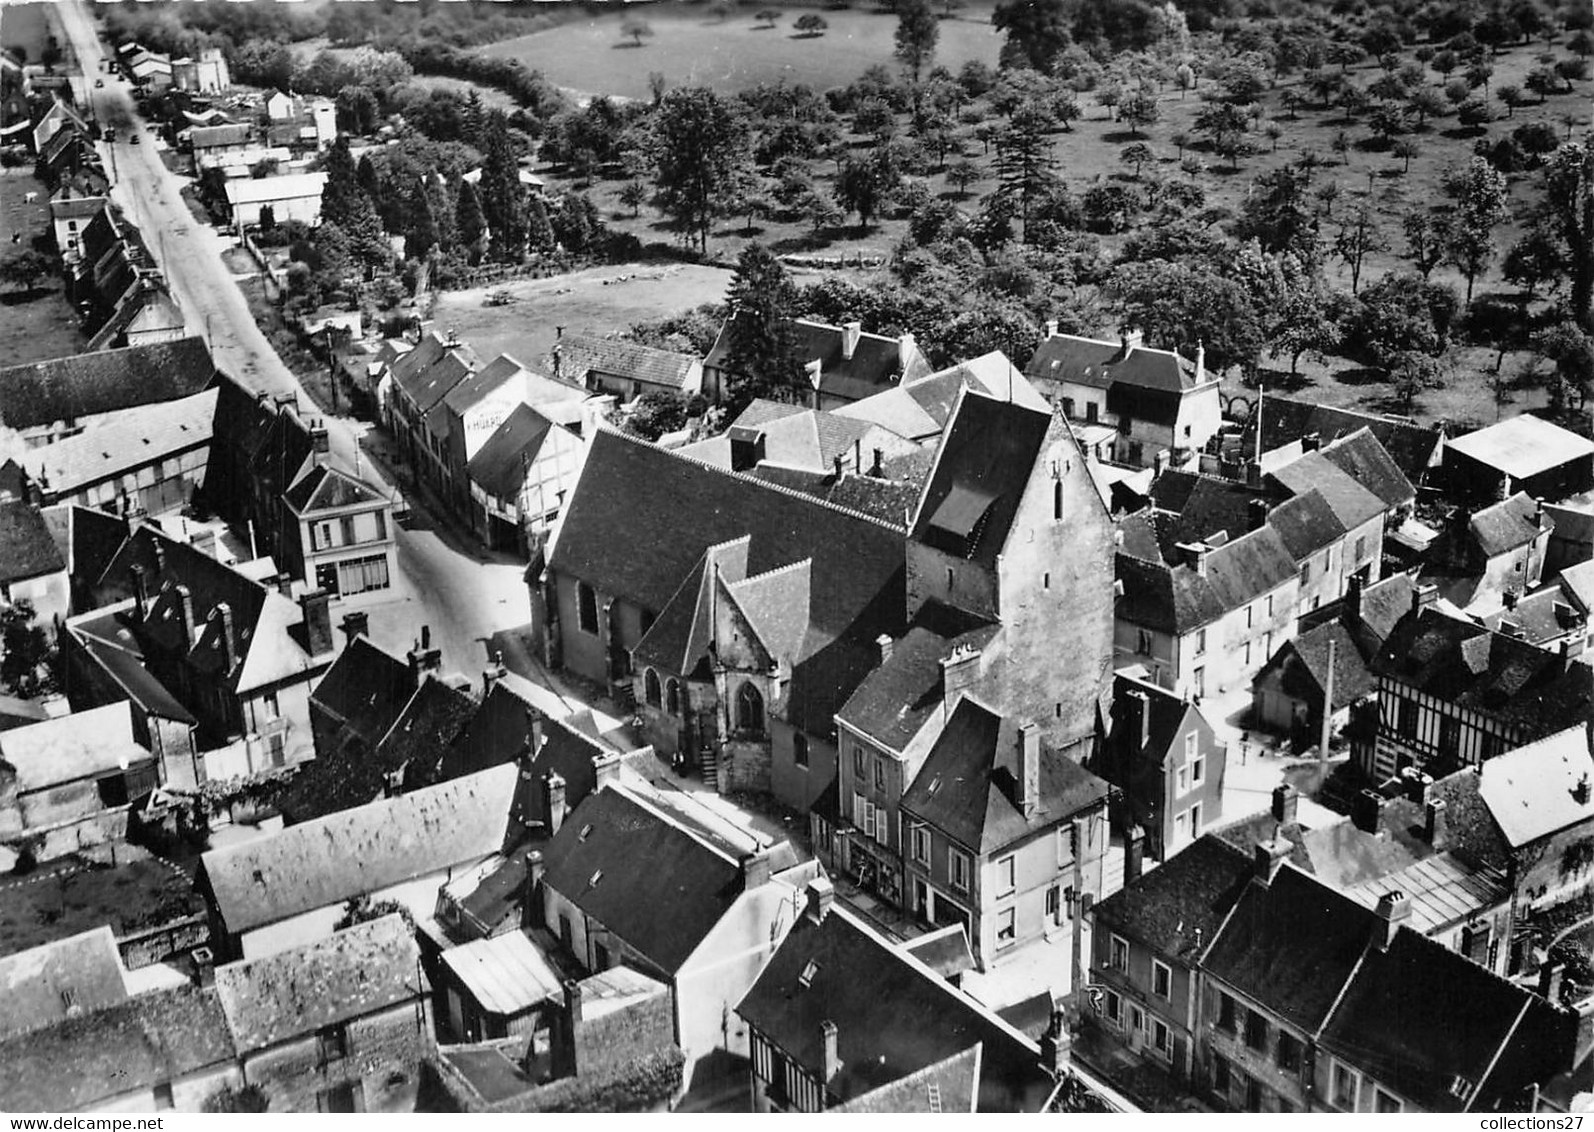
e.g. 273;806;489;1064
798;960;819;988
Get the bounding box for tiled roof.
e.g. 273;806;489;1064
0;701;151;793
466;404;562;500
1372;609;1594;737
735;904;1055;1111
0;984;234;1112
1320;928;1570;1111
190;123;249;148
1320;428;1415;511
0;500;65;584
370;677;478;782
1267;451;1386;530
213;915;424;1053
0;926;128;1040
67;622;197;725
1244;394;1444;482
0;337;215;431
391;331;478;414
554;333;698;391
1265;489;1347;562
899;697;1109;855
1115;524;1297;635
199;763;517;934
1477;725;1594;848
307;636;416;754
910;389;1054;568
1092;834;1253;962
1024;333;1199;394
541;785;745;974
26;389;215;497
631;537;749;678
441;353;529;418
1447;414;1594;480
706;316;931;403
1202;864;1380;1033
281;462;386;514
744;464;922;527
1468;492;1544;559
837;621;998;752
1264;620;1376;711
832;1046;982;1113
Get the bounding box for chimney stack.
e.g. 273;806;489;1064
1412;583;1438;613
1124;824;1144;884
593;750;623;790
276;573;294;599
1153;448;1171;478
1247;497;1270;533
542;771;567;835
310;426;330;459
939;645;981;717
1344;574;1364;631
740;848;773;890
1044;319;1058;338
1560;631;1587;672
130;564;148;620
876;633;894;667
1244;459;1263;490
527;708;546;757
191;946;215;988
564;977;583;1024
1271;783;1298;827
870;447;884;478
1039;1008;1071;1076
1425;798;1448;850
210;601;235;673
1175;542;1210;577
1301;432;1321;453
299;589;334;656
173;583;196;644
804;876;834;924
1374;891;1411;951
1540;960;1566;1002
1018;722;1041;820
524;850;545;927
1353;787;1386;834
1255;836;1292;884
1126;689;1151;751
1574;774;1591;807
841;321;861;361
483;653;507;695
339;610;368;644
820;1020;841;1086
406;624;442;677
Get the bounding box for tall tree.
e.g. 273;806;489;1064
651;87;752;255
455;178;487;263
895;0;939;84
478;111;529;263
1537;137;1594;329
724;243;804;408
1334;202;1381;294
318;137;386;265
405;180;438;261
1444;156;1511;303
992;0;1070;72
993;104;1055;237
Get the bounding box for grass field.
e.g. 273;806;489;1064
0;168;86;367
478;5;1003;102
0;2;56;64
0;854;197;959
429;262;733;369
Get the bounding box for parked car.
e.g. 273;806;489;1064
130;133;140;146
94;78;104;88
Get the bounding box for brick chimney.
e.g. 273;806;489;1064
1374;891;1410;951
1540;960;1565;1002
542;770;567;836
299;589;334;656
1343;574;1364;632
310;425;330;462
1039;1008;1070;1076
483;656;507;696
1425;798;1448;850
593;750;622;790
1017;722;1041;820
1353;788;1386;834
876;633;894;666
940;645;981;717
191;946;215;988
841;321;861;361
1301;432;1321;453
740;848;772;890
1412;582;1438;613
804;875;834;924
339;610;368;644
1271;783;1298;827
173;583;196;644
820;1020;841;1086
1244;460;1263;490
1255;836;1292;884
1247;497;1270;532
210;601;235;673
1044;319;1058;338
1125;688;1151;751
1175;542;1209;577
1574;774;1591;807
1125;824;1144;884
130;563;148;620
406;624;442;677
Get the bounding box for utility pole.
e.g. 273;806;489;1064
1319;635;1336;770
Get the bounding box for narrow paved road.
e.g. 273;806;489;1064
52;0;530;673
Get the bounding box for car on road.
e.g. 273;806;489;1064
129;133;140;146
94;78;104;88
104;128;116;143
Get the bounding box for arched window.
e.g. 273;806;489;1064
737;682;765;734
666;679;680;716
644;669;661;708
576;582;598;634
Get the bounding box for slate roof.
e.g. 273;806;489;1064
65;614;198;725
199;763;517;935
1320;928;1569;1111
1265;489;1347;563
899;697;1110;855
1320;429;1416;511
307;636;416;754
1262;620;1376;711
836;621;999;753
190;122;250;148
1114;524;1298;635
1243;394;1444;482
832;1046;982;1113
371;677;477;778
281;462;386;514
25;389;215;498
910;389;1053;568
1477;725;1594;848
440;352;528;419
1267;451;1387;530
744;464;923;527
391;331;479;415
1092;834;1253;963
549;428;906;734
735;904;1055;1111
0;926;128;1040
0;984;235;1112
213;915;424;1053
1372;609;1594;737
0;500;65;584
541;785;747;973
0;337;215;431
1202;863;1380;1033
553;333;699;391
1447;414;1594;480
466;403;563;500
1024;333;1199;394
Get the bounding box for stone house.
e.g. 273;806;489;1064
279;463;397;602
1023;327;1222;470
1425;492;1554;609
212;915;432;1113
0;926;131;1041
1242;393;1446;487
1096;673;1226;861
550;333;703;401
703;315;931;409
896;696;1111;968
386;328;478;493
